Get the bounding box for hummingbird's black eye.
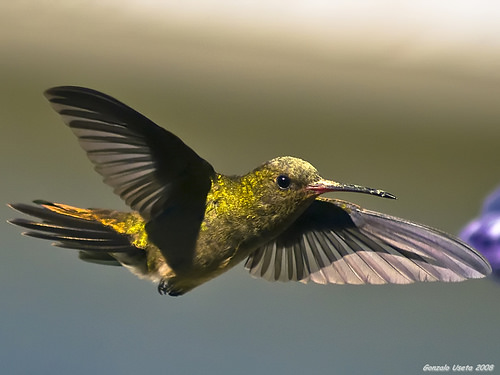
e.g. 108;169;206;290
276;174;291;190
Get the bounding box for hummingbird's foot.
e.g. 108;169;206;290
157;278;185;296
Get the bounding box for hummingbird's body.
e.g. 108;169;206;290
15;159;323;295
9;87;491;296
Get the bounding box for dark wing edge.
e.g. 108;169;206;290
245;198;491;285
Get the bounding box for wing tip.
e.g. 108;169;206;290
44;86;87;100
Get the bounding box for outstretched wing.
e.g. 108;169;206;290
44;86;214;221
44;86;215;269
245;198;491;284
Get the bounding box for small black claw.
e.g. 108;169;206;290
157;279;169;295
167;289;184;297
157;279;185;296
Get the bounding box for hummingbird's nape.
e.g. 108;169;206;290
8;86;491;297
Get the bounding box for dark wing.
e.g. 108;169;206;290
44;86;214;221
44;87;215;269
245;198;491;284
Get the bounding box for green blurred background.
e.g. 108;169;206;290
1;2;499;374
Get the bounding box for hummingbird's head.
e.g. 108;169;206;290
254;156;395;199
245;156;395;225
257;156;322;199
244;156;328;221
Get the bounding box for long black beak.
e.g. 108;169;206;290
306;179;396;200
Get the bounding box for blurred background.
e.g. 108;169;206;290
1;1;499;374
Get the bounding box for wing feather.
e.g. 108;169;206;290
245;198;491;285
44;86;214;222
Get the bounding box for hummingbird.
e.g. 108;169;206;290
8;86;491;296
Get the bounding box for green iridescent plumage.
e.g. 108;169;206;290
8;87;491;296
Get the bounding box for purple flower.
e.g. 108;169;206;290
460;186;500;275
